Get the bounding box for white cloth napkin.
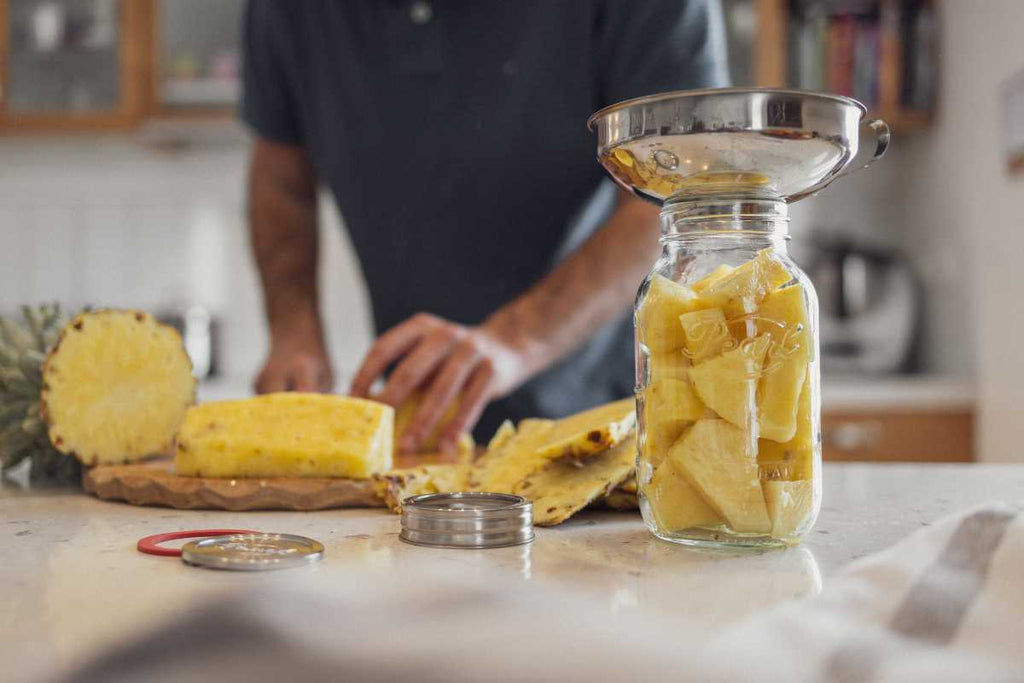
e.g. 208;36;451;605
709;503;1024;682
61;503;1024;683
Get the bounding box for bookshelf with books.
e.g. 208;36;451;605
747;0;937;133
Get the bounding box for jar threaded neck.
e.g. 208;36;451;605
659;197;790;240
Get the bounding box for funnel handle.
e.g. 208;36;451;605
789;118;891;202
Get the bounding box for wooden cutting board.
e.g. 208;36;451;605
82;453;459;512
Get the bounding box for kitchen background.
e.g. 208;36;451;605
0;0;1021;462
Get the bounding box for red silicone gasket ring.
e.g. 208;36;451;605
137;529;258;557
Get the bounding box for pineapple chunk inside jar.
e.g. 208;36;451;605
636;249;820;548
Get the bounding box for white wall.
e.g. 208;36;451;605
0;135;373;384
896;0;1024;461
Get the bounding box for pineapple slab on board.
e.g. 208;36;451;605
175;393;394;479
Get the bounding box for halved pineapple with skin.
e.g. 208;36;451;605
688;335;770;430
41;310;195;465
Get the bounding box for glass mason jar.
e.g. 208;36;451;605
635;195;821;548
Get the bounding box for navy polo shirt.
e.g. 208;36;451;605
242;0;728;438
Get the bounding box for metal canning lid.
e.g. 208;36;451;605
400;492;534;549
180;533;324;571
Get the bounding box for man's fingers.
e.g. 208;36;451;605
350;315;437;397
437;360;495;454
402;340;481;452
378;327;460;415
255;365;287;394
292;357;324;392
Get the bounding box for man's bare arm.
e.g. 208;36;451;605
248;137;333;393
351;188;661;452
486;189;660;380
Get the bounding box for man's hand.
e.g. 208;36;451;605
255;337;333;394
349;313;533;454
350;189;659;454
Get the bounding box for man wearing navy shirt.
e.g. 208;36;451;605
243;0;727;452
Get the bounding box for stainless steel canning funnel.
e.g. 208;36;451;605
588;87;890;205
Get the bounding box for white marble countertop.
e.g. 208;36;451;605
2;463;1022;682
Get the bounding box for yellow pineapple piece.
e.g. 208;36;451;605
487;419;517;451
372;463;469;512
757;372;815;481
467;418;555;493
637;274;703;352
698;250;793;318
763;479;814;539
648;349;691;381
644;461;720;531
394;391;474;455
691;264;735;292
533;398;636;461
41;310;195;465
640;377;704;465
175;393;393;479
601;488;639;511
639;418;681;469
670;418;769;533
514;435;636;526
688;335;770;430
757;284;812;442
679;308;734;362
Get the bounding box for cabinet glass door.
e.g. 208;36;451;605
156;0;243;112
3;0;122;115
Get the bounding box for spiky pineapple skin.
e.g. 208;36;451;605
0;304;79;482
41;310;196;466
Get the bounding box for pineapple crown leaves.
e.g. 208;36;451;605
0;304;80;480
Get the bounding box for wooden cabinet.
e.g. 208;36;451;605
0;0;241;132
822;409;974;462
0;0;148;130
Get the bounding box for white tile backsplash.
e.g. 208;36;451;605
0;136;373;384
